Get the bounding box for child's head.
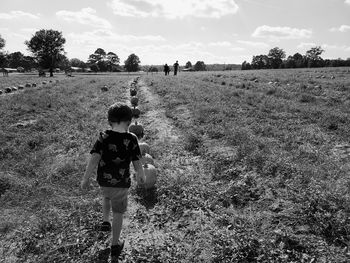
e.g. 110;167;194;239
108;103;132;129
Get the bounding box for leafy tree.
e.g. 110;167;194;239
88;49;120;72
306;46;324;68
25;29;66;77
241;61;252;70
268;47;286;69
95;48;106;57
88;48;106;64
90;64;99;72
70;58;87;69
19;56;36;71
6;51;36;71
124;53;140;72
284;56;296;68
0;34;5;50
106;52;120;71
97;60;108;71
185;61;192;68
193;61;206;71
56;54;70;70
292;52;305;68
306;46;324;61
7;52;25;68
251;55;270;69
0;53;7;68
0;34;7;67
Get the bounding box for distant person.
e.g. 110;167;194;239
173;60;179;75
164;63;170;75
81;103;145;262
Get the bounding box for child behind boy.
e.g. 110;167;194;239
81;103;145;262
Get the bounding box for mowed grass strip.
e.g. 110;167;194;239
0;75;132;262
143;68;350;262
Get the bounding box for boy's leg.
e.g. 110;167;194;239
103;197;111;222
112;212;123;245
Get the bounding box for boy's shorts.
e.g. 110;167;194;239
100;187;128;213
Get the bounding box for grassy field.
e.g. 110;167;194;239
0;68;349;262
142;68;350;262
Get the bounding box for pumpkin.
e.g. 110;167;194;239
141;153;155;166
130;88;137;96
139;142;150;156
131;107;141;118
101;85;108;91
131;96;139;107
25;83;31;88
11;87;18;91
143;163;157;189
18;85;24;90
129;121;144;139
5;87;12;93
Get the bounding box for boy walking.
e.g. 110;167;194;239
81;103;145;262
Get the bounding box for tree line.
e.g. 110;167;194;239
242;46;350;70
2;30;350;75
0;30;141;76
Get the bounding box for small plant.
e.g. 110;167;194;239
184;131;202;154
299;94;316;103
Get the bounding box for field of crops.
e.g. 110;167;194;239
0;68;349;262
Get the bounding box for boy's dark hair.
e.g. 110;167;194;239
108;103;132;123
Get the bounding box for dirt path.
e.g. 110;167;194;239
117;79;216;262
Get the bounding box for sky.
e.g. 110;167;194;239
0;0;349;65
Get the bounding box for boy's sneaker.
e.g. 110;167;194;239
100;221;111;232
111;241;124;262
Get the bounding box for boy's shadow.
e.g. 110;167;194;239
134;187;158;210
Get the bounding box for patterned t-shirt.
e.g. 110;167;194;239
90;130;142;188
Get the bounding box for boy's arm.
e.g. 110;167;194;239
132;160;145;185
81;153;101;190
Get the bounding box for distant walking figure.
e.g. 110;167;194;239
163;64;170;75
173;61;179;76
2;68;8;77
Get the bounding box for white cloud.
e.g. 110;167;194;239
231;47;245;52
322;44;350;51
208;41;232;47
252;25;312;40
21;28;39;33
330;25;350;32
237;40;269;48
297;42;316;49
0;11;39;19
108;0;239;19
56;7;112;29
345;0;350;5
68;29;166;46
207;41;245;51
